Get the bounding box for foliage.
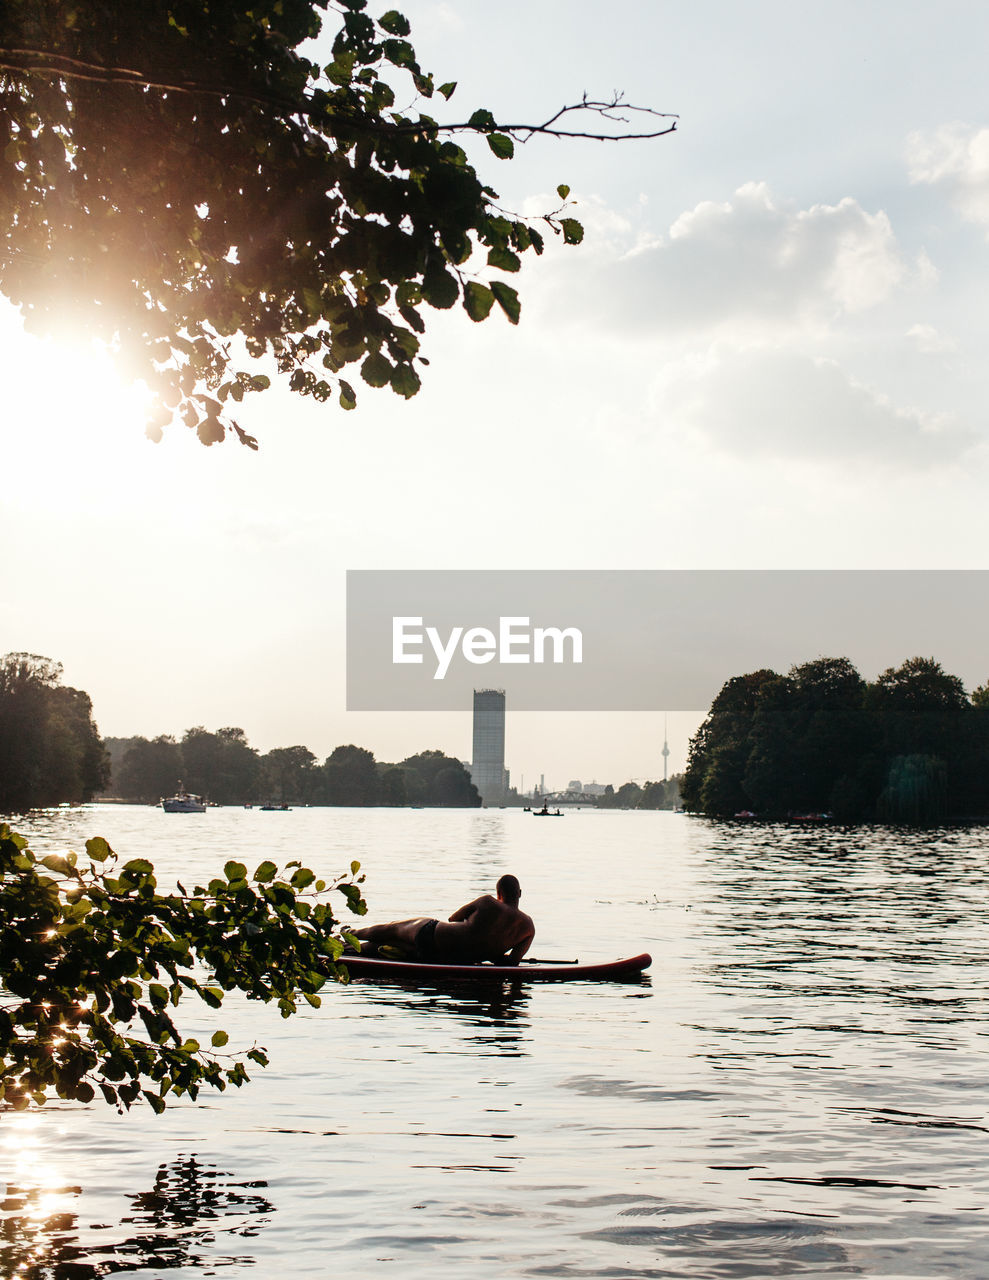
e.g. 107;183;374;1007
377;763;409;806
876;754;948;824
0;823;365;1111
260;744;318;804
679;670;779;816
866;657;968;759
0;653;108;812
604;781;643;809
102;726;484;806
116;734;183;803
0;0;675;448
683;655;989;823
181;726;260;804
429;764;476;807
637;776;682;810
319;743;380;805
398;749;480;807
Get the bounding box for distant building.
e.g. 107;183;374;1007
471;689;508;804
582;781;607;797
568;780;583;793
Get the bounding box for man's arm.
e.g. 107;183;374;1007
505;927;535;966
448;894;490;923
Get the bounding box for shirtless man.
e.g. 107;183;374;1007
353;873;535;966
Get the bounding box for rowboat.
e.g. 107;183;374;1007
332;952;651;984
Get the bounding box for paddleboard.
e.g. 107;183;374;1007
332;952;651;983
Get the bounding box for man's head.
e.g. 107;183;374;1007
496;873;521;905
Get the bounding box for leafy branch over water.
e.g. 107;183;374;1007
0;824;366;1112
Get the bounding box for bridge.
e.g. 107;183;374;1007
533;790;595;806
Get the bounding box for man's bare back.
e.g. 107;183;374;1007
353;874;534;966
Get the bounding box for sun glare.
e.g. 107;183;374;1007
3;305;158;510
0;1113;79;1275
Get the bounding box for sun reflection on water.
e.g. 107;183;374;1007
1;1114;82;1276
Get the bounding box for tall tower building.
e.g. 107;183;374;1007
471;689;507;804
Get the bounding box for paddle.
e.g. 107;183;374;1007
524;956;579;965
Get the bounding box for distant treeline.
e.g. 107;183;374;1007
682;656;989;823
0;650;480;812
0;649;678;815
0;654;109;812
104;730;480;808
590;777;682;810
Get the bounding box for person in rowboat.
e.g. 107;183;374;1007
352;873;535;965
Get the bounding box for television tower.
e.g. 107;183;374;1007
662;715;670;783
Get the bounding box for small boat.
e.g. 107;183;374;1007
533;807;564;817
161;789;206;813
333;952;651;984
260;802;291;811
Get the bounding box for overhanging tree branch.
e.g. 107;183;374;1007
0;2;677;448
0;52;676;142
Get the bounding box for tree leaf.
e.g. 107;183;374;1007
487;133;514;160
491;281;521;324
379;10;411;36
123;858;154;876
86;836;112;862
196;416;225;446
422;264;459;310
487;246;521;273
390;363;421;398
361;352;392;387
463;281;494;322
560;217;584;245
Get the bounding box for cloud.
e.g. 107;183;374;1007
659;348;974;467
907;323;956;354
541;183;918;338
907;124;989;230
420;3;465;32
518;184;970;471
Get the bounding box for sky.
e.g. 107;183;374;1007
4;0;989;791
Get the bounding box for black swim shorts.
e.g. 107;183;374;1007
413;917;439;962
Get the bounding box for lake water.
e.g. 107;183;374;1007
3;805;989;1278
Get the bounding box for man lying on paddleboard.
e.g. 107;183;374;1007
353;873;535;966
